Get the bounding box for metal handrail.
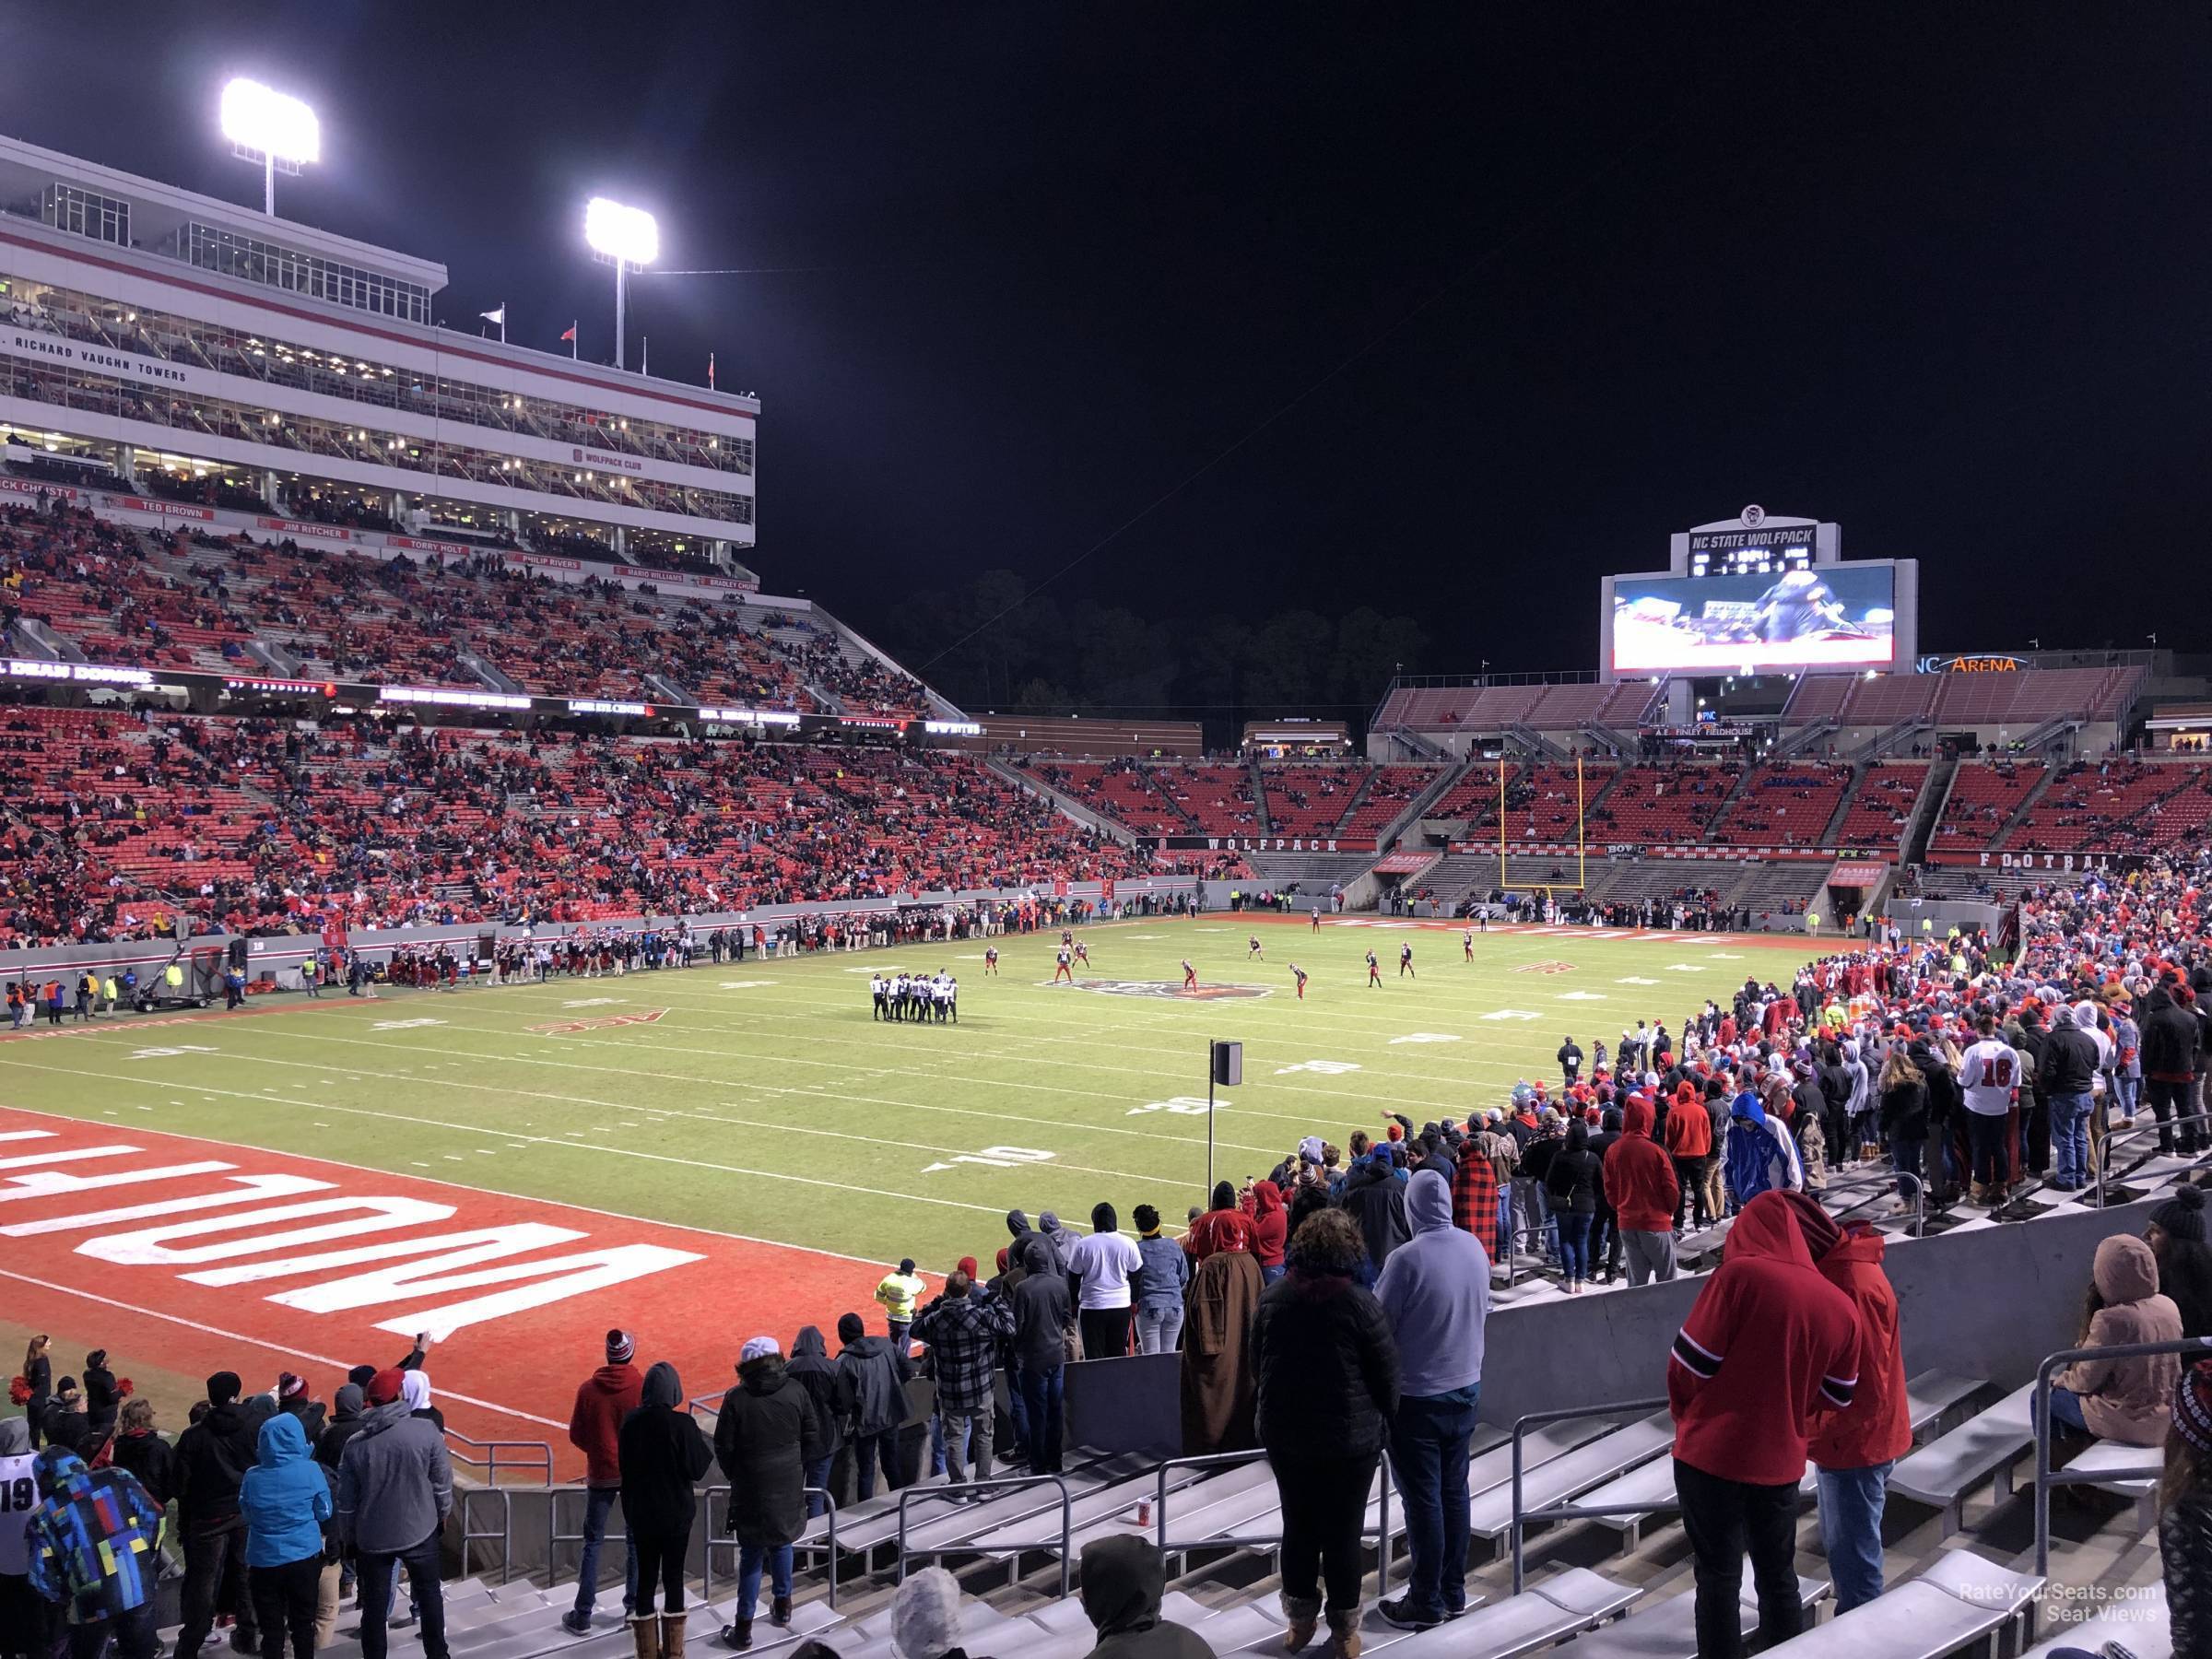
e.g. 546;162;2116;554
547;1484;629;1590
2092;1107;2212;1208
1828;1170;1926;1238
704;1484;841;1611
1152;1447;1267;1553
443;1430;553;1488
1508;1396;1669;1594
687;1394;723;1424
2033;1335;2212;1573
454;1487;515;1583
896;1472;1075;1596
1147;1444;1392;1586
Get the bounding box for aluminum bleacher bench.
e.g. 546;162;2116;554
1889;1382;2038;1537
1544;1572;1830;1659
969;1462;1268;1555
1466;1408;1676;1543
1575;1370;1983;1551
1359;1567;1642;1659
1757;1549;2044;1658
2021;1581;2170;1659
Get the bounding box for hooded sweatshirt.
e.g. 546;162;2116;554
1724;1091;1803;1206
316;1384;368;1472
618;1360;713;1535
1241;1182;1288;1269
1077;1533;1217;1659
0;1417;34;1578
1373;1170;1489;1398
1668;1192;1863;1486
1780;1195;1912;1471
1603;1099;1682;1234
240;1410;333;1568
569;1358;644;1488
2057;1233;2184;1445
785;1326;853;1459
335;1395;453;1555
24;1446;165;1626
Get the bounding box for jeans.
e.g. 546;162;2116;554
2048;1090;2092;1189
1814;1460;1893;1613
2043;1386;2089;1434
358;1529;447;1659
1018;1362;1065;1473
1591;1203;1619;1277
927;1410;968;1477
1272;1450;1378;1614
571;1483;637;1615
1386;1388;1479;1617
1136;1305;1185;1355
248;1553;323;1659
176;1519;257;1659
1674;1458;1802;1659
66;1604;159;1659
1555;1211;1593;1281
853;1429;902;1500
1622;1229;1677;1285
2115;1073;2140;1121
1889;1133;1924;1202
1965;1111;2009;1190
939;1404;994;1486
804;1454;833;1519
735;1543;793;1619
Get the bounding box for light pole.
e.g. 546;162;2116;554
219;79;319;218
584;198;659;371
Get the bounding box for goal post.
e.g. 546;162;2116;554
1497;752;1586;896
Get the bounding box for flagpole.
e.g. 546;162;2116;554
571;321;579;361
499;304;506;345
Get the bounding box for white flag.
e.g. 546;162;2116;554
479;306;505;325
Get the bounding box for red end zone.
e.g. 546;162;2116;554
0;1106;896;1473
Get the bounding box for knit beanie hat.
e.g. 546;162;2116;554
2152;1185;2207;1244
606;1329;636;1364
366;1368;406;1406
837;1312;865;1345
740;1335;780;1364
2176;1360;2212;1457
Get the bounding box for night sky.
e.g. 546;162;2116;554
9;5;2209;696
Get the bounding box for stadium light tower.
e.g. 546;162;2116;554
219;78;320;218
584;197;659;371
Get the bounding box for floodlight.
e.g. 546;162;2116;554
584;198;659;266
583;198;660;371
221;78;318;216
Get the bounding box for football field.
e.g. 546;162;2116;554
0;913;1820;1454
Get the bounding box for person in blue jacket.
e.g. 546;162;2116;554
1724;1088;1804;1211
239;1413;334;1659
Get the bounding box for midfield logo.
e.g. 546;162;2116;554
1051;979;1274;1002
1514;960;1578;974
530;1008;669;1035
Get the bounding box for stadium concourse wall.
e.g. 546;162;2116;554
1062;1194;2167;1458
0;874;1232;986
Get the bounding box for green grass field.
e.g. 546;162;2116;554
0;916;1820;1280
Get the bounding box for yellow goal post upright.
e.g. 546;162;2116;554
1495;751;1587;899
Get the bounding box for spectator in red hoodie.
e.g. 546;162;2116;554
1601;1098;1680;1285
1241;1181;1288;1284
562;1330;643;1635
1667;1192;1862;1659
1664;1083;1714;1232
1780;1194;1912;1614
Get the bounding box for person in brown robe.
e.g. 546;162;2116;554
1180;1227;1262;1454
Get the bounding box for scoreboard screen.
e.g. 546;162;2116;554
1610;565;1897;673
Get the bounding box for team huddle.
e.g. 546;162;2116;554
868;970;959;1022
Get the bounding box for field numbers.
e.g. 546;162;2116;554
1389;1033;1462;1045
370;1018;445;1031
1616;976;1658;985
1127;1095;1224;1116
1557;991;1607;1000
1275;1060;1361;1076
127;1044;219;1061
1477;1009;1542;1022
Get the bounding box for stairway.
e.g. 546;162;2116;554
1816;762;1870;847
1990;764;2063;850
1902;753;1960;865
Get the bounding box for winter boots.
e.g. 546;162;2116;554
660;1612;687;1657
1324;1606;1362;1659
1281;1592;1322;1653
